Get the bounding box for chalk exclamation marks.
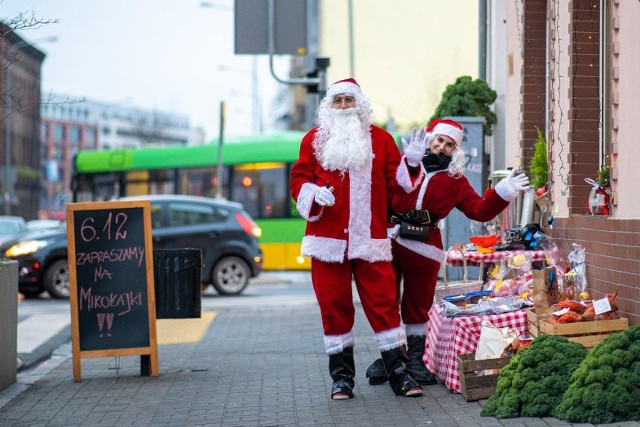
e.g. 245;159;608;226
106;313;114;337
97;313;106;337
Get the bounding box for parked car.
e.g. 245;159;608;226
25;219;63;231
4;195;263;299
0;215;27;254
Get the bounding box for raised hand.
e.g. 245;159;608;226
402;127;430;167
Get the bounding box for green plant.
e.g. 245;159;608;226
597;156;611;187
529;127;548;190
480;334;588;419
553;326;640;424
430;76;497;136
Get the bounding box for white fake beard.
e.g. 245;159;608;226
315;108;372;172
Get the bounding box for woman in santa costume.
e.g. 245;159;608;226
289;78;430;400
366;118;529;385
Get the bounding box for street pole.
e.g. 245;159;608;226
215;100;225;199
4;58;12;215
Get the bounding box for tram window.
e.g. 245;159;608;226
231;165;286;219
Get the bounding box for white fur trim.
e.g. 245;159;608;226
431;122;463;146
324;331;355;355
326;81;361;98
349;238;393;262
301;235;346;262
396;156;425;192
415;170;446;209
495;179;518;202
374;326;407;352
394;237;445;263
297;183;323;221
405;323;429;337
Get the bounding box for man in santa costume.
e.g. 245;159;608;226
289;78;429;400
366;118;530;386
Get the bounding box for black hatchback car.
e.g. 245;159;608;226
4;195;263;298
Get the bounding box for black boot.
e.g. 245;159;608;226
329;347;355;400
365;358;387;385
380;346;423;397
407;335;438;385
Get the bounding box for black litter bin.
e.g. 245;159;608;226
154;249;202;319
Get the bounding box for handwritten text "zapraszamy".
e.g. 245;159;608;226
79;286;143;315
76;246;145;267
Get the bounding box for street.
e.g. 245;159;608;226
15;271;314;373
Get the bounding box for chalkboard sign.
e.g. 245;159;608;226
67;201;158;381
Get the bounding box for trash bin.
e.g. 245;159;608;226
153;249;202;319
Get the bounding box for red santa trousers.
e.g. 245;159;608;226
391;241;440;327
311;258;401;337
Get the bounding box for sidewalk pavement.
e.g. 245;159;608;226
0;273;633;426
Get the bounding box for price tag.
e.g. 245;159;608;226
593;297;611;316
552;307;570;316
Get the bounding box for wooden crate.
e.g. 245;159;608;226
526;309;628;348
457;353;512;402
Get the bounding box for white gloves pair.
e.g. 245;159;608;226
314;185;335;206
402;127;432;167
496;169;530;202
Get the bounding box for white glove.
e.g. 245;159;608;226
495;169;530;201
314;186;335;206
402;127;430;167
506;169;530;191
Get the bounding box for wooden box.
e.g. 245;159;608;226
457;353;512;401
527;309;628;349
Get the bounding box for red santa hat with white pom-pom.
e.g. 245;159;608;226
426;118;464;147
325;78;362;98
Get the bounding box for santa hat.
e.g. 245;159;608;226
426;118;464;146
325;78;362;99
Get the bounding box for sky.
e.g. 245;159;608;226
1;0;290;141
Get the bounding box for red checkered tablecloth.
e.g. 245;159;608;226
424;305;528;393
446;249;549;267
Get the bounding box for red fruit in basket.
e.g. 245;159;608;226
535;187;547;197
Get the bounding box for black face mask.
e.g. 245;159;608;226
422;150;452;173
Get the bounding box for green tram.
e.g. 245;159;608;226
71;131;311;270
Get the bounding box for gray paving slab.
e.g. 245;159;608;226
0;285;633;427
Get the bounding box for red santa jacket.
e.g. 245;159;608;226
290;125;422;263
390;170;510;263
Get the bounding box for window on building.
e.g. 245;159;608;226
70;126;81;144
85;127;96;147
53;124;64;143
599;0;611;168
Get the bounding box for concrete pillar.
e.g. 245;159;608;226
0;259;18;391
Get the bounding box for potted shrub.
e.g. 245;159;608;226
587;157;611;215
529;127;550;211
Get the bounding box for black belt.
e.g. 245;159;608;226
388;209;440;228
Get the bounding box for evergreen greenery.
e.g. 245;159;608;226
430;76;497;136
529;127;548;190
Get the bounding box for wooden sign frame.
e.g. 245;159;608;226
67;200;158;381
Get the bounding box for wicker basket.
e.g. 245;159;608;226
435;247;484;302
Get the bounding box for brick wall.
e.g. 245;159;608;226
554;216;640;326
521;0;548;169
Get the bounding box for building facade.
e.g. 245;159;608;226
39;96;204;219
0;24;45;220
488;0;640;325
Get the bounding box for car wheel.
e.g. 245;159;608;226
211;256;250;295
43;259;70;299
